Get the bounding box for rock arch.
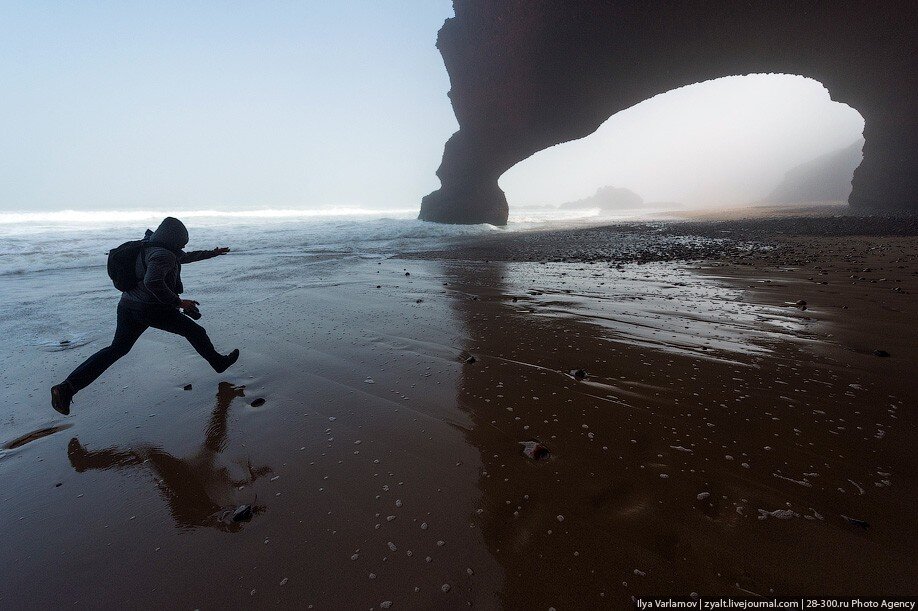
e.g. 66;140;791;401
418;1;917;225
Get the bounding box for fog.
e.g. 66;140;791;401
500;74;865;211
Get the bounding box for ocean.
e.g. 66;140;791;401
0;205;649;278
0;206;651;356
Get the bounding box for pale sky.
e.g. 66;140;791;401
0;1;457;212
1;3;864;214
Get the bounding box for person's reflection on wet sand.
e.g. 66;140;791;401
66;382;270;532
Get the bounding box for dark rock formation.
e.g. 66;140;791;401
765;138;865;205
419;1;917;225
560;186;643;211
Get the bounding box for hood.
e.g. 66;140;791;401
149;217;189;250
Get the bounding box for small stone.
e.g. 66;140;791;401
231;505;253;522
465;355;477;364
250;398;266;407
873;350;890;357
520;440;550;460
183;384;193;391
380;602;393;609
441;584;451;593
841;515;870;529
573;369;587;380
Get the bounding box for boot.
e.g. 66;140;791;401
215;349;240;374
51;382;75;416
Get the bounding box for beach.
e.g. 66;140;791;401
1;211;916;607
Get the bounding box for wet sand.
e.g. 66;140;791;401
1;215;916;607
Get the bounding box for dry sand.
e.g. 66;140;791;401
1;214;916;607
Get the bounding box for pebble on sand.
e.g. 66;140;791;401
231;505;253;522
520;440;550;460
841;515;870;529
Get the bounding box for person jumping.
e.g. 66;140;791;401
51;217;239;415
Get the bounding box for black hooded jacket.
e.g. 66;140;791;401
121;217;218;307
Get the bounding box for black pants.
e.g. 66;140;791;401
66;299;223;392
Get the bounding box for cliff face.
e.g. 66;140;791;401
419;1;917;225
765;139;865;205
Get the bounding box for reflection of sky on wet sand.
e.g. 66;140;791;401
443;259;913;605
497;261;812;359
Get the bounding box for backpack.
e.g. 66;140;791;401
107;240;146;291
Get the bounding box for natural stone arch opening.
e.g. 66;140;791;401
418;1;917;225
497;73;865;214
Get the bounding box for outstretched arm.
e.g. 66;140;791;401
181;247;230;264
